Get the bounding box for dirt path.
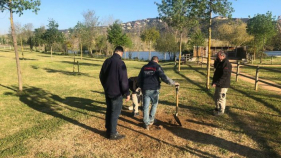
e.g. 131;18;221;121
231;64;281;94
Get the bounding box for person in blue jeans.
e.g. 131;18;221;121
100;46;130;140
138;56;179;130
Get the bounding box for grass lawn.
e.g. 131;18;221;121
0;49;281;157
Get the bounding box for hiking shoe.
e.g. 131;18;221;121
144;124;150;130
133;112;139;117
109;132;125;140
213;110;224;116
128;106;133;110
149;119;157;125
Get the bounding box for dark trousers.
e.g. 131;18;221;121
105;95;123;135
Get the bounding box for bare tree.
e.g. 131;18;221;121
82;10;100;56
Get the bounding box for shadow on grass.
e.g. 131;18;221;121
227;109;280;157
91;90;104;95
0;49;12;52
60;61;102;67
1;85;107;139
44;68;92;77
155;119;266;157
173;65;213;98
19;58;38;61
89;110;219;158
230;86;281;116
187;64;208;76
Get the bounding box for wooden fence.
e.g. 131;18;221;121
197;58;281;91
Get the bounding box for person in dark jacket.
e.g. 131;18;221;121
138;56;179;130
212;51;232;116
99;46;130;140
128;77;142;117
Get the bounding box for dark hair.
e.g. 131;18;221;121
151;56;159;62
114;46;124;53
218;50;226;57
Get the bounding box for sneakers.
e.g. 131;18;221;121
109;132;125;140
149;119;157;125
144;124;150;130
133;112;139;117
128;106;133;110
213;109;224;116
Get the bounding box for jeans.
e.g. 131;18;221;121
214;87;228;113
142;89;159;126
105;95;123;135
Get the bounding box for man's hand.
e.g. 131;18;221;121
125;95;130;102
175;82;180;87
212;84;216;87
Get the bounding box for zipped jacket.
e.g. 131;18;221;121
212;58;232;88
100;53;129;98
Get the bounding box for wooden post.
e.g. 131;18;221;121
77;61;80;73
201;56;203;68
271;55;273;65
236;61;240;82
251;55;253;64
255;66;259;91
73;56;75;72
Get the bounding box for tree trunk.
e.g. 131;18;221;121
9;2;23;92
149;40;151;60
20;36;24;59
51;45;53;58
206;10;212;89
80;43;83;60
178;32;182;72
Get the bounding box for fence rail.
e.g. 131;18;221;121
198;59;281;91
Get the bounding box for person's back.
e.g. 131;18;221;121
138;56;179;130
138;58;175;91
99;46;130;140
100;53;129;98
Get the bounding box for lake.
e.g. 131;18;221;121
264;51;281;57
123;51;178;61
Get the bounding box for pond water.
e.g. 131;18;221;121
123;51;179;61
264;51;281;57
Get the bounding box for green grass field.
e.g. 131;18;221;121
0;49;281;157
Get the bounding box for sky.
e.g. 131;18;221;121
0;0;281;35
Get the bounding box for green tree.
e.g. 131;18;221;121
247;11;277;63
266;32;281;51
34;26;45;51
73;21;86;59
0;0;40;92
191;0;234;89
189;29;206;57
43;19;63;58
217;20;253;57
217;21;253;46
140;27;160;60
156;0;197;71
107;21;132;49
96;34;107;55
22;23;34;49
155;32;178;60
